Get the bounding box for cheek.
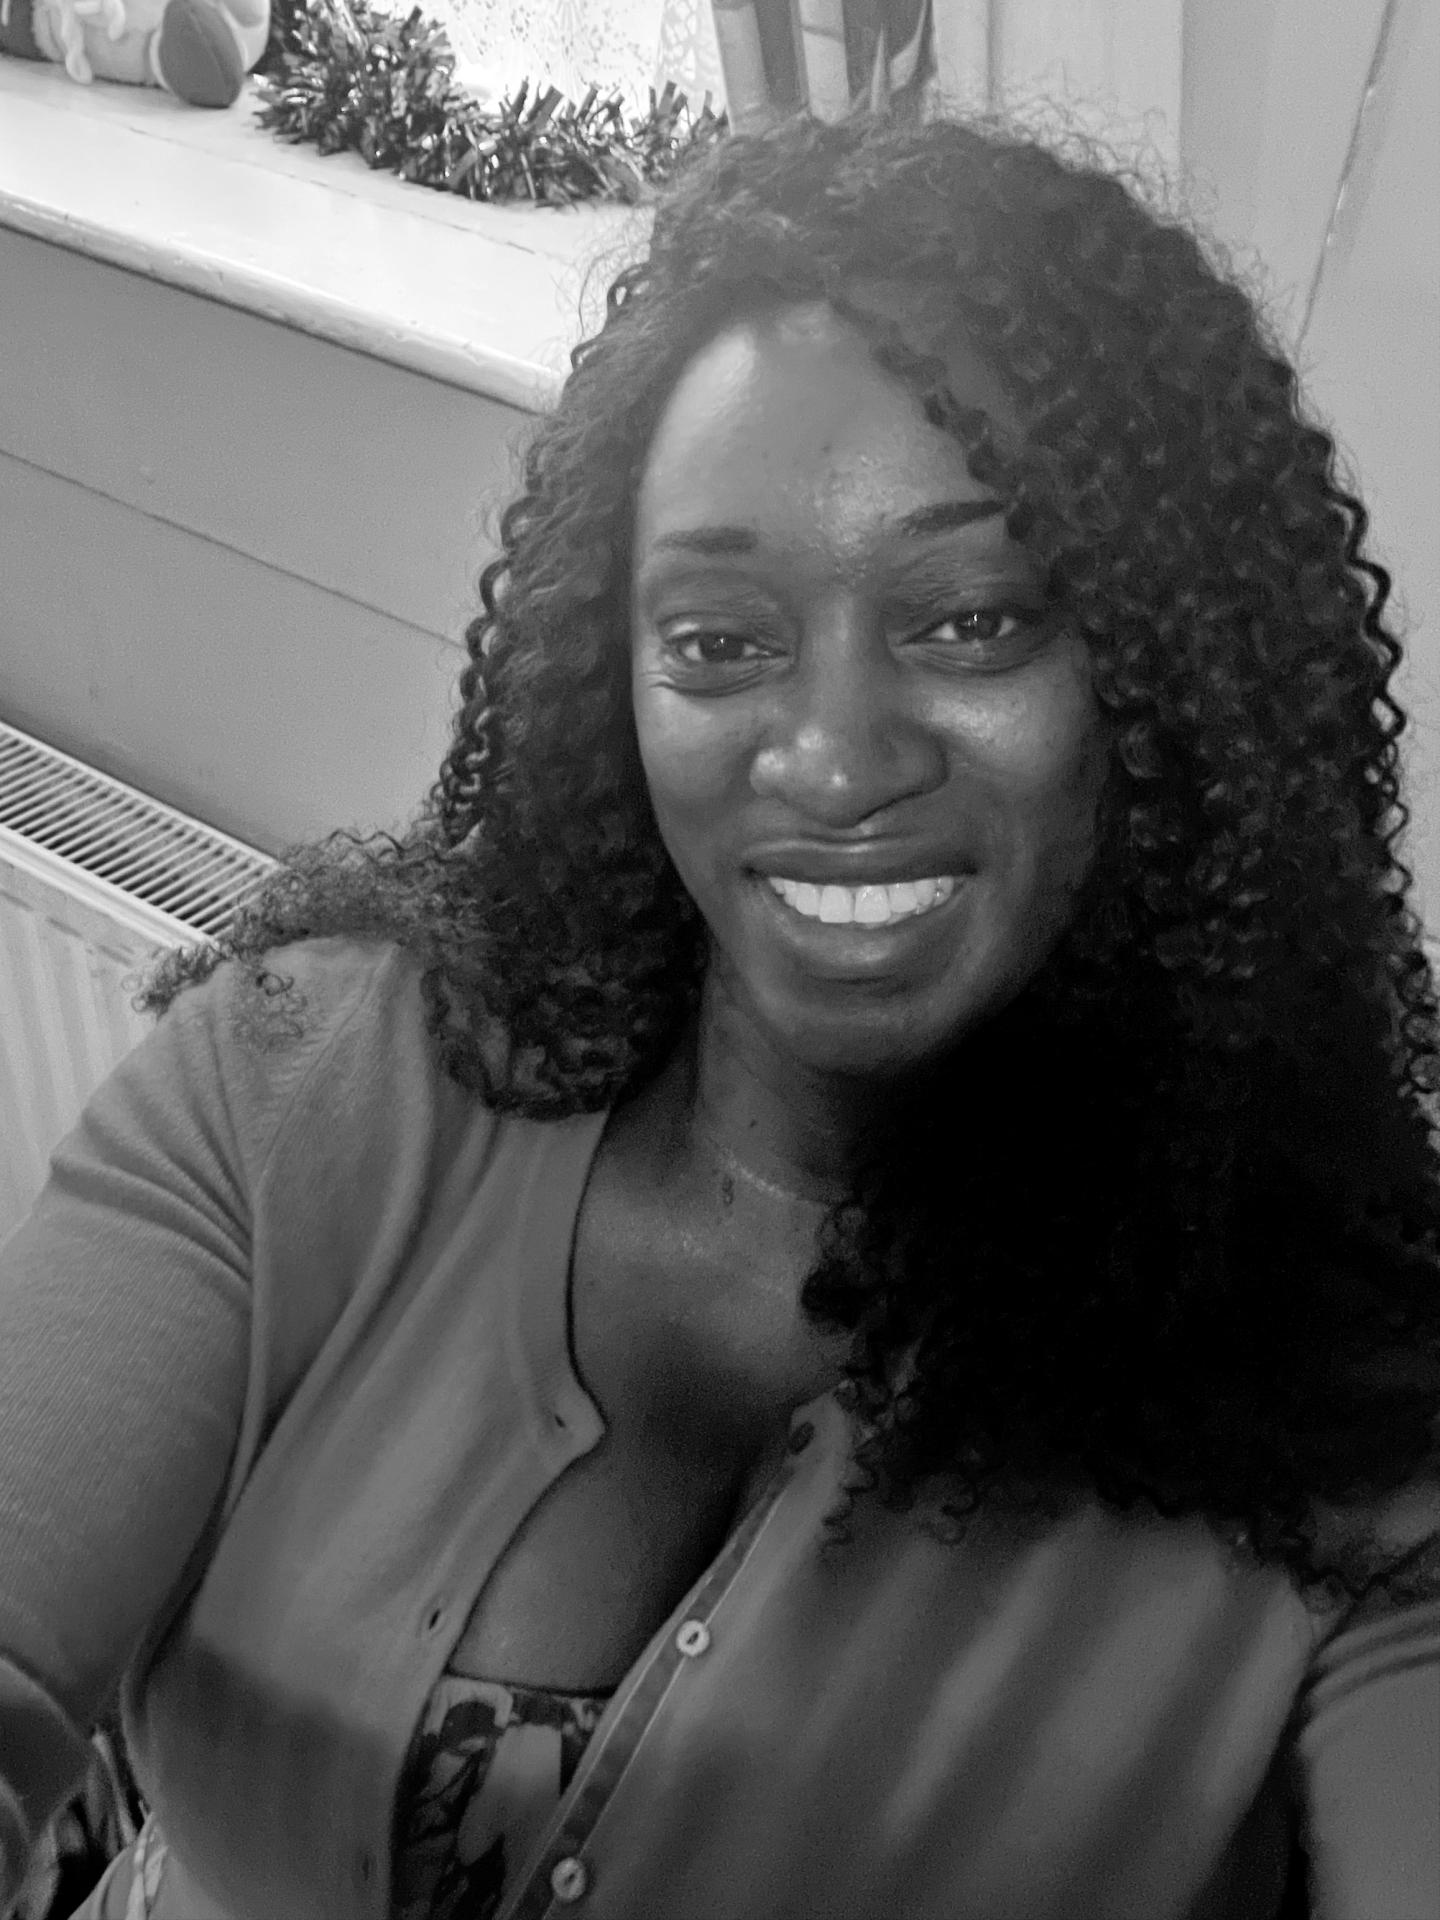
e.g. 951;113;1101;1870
633;684;751;848
979;685;1106;877
1029;715;1108;876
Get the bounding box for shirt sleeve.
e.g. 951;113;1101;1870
1296;1526;1440;1919
0;951;337;1908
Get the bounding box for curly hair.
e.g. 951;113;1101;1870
133;109;1440;1610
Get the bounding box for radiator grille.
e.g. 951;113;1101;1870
0;720;278;1246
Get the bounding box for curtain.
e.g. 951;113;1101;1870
710;0;935;129
427;0;726;110
383;0;942;122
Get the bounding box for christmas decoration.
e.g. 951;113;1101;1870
251;0;728;206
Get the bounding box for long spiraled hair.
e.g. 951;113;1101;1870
134;110;1440;1607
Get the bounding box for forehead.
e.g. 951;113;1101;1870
633;302;1017;555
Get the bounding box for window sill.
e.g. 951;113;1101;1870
0;58;646;410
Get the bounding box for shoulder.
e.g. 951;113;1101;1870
211;933;500;1161
1308;1438;1440;1636
161;934;440;1105
101;936;444;1190
33;938;420;1206
211;933;425;1053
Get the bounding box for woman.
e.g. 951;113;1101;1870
2;110;1438;1920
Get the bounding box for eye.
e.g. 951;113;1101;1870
911;603;1050;663
665;629;766;667
928;608;1031;644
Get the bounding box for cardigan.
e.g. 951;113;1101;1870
1;933;1437;1920
91;1667;619;1920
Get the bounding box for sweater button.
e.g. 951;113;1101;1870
675;1618;711;1657
551;1856;589;1901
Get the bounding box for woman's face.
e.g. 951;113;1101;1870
630;301;1106;1080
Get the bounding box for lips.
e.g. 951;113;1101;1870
748;842;976;885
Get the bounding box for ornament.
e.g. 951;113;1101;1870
252;0;727;207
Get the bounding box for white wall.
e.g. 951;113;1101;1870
942;0;1440;923
1181;0;1440;928
0;227;524;860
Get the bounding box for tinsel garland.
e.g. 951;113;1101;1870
251;0;728;206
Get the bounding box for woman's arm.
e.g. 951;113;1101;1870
0;959;307;1910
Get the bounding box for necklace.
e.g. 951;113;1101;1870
694;1123;847;1212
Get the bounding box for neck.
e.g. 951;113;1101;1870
663;972;920;1205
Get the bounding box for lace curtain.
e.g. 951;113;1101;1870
424;0;727;110
420;1;948;126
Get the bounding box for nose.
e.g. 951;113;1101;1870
748;614;946;828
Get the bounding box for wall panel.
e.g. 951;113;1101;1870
991;0;1183;167
0;453;460;860
0;228;528;646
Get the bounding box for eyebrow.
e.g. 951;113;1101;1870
647;498;1006;557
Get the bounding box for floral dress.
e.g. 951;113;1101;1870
389;1672;614;1920
87;1672;614;1920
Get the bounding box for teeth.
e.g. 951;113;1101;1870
765;874;959;927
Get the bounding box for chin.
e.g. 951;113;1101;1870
765;994;974;1083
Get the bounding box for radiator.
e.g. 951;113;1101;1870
0;720;278;1248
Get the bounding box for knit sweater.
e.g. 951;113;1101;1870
1;935;1437;1920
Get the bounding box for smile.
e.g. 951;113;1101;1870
764;875;958;929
